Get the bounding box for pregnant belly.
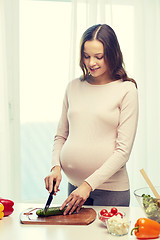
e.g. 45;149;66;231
60;139;114;186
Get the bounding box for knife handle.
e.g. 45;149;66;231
50;181;56;195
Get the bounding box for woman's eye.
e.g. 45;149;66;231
83;55;103;60
84;55;90;59
96;56;103;60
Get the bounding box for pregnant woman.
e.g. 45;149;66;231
45;24;138;215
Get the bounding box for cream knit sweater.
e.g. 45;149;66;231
51;78;138;191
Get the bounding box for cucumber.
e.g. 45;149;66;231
36;206;67;217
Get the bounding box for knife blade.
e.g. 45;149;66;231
44;181;56;212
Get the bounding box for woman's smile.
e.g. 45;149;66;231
90;67;100;72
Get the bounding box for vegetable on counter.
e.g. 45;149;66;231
36;206;68;217
0;198;14;217
142;194;160;223
131;218;160;239
99;207;124;223
0;203;4;220
107;215;130;236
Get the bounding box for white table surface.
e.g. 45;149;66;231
0;203;159;240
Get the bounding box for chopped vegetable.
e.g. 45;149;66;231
107;215;130;236
142;194;160;222
131;218;160;239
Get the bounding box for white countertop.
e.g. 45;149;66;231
0;203;157;240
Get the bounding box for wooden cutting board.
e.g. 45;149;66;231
20;207;97;225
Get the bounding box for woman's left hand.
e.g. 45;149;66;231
60;181;92;215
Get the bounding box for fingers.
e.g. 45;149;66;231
44;168;62;194
60;196;72;213
60;182;91;215
48;177;54;193
76;201;84;213
54;178;61;193
60;194;86;215
44;174;54;193
69;199;85;215
44;176;50;191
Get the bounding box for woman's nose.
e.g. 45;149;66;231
89;57;96;67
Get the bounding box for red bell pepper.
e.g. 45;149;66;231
0;198;14;216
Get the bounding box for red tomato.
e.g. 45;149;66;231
115;212;123;218
99;216;105;222
108;212;114;217
111;207;118;215
100;209;108;216
102;212;110;218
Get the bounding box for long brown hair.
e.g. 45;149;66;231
79;24;137;88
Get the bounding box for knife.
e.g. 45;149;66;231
44;181;56;212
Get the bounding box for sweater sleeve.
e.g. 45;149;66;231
51;87;69;168
85;85;139;191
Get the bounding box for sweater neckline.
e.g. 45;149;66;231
84;79;122;87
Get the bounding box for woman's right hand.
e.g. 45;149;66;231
44;166;62;194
